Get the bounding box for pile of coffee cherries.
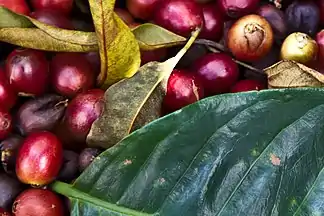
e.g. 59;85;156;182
0;0;323;215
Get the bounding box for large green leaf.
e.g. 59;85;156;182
54;88;324;215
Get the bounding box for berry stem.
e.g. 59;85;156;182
195;39;264;75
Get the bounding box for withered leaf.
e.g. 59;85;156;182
0;6;98;52
89;0;141;88
132;23;186;50
87;29;201;149
0;28;97;52
265;60;324;88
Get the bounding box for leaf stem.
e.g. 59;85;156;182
195;39;264;75
51;181;153;216
169;28;201;68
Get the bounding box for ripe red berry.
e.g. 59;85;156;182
0;69;17;111
199;3;224;41
0;0;30;15
50;53;95;98
30;9;73;29
12;188;64;216
30;0;73;15
192;53;239;95
16;131;63;186
153;0;204;37
230;79;266;93
163;69;204;112
6;49;49;96
126;0;159;20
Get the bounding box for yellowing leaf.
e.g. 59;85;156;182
87;29;201;149
132;23;186;50
0;6;98;52
89;0;141;88
0;28;97;52
265;60;324;88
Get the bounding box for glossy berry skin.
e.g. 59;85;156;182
230;79;266;93
227;14;274;62
199;3;224;41
0;0;30;15
6;49;49;96
126;0;159;20
30;9;73;29
192;53;239;95
281;32;318;65
65;89;105;142
12;188;64;216
163;69;204;112
218;0;260;19
153;0;203;37
0;69;17;111
16;131;63;186
30;0;73;15
0;109;12;140
51;53;95;98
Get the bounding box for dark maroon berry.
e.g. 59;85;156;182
141;49;167;65
199;3;224;41
153;0;203;37
5;49;49;96
285;0;320;36
257;4;287;42
192;53;239;95
230;79;266;93
51;53;95;98
79;148;102;172
218;0;260;19
0;173;25;211
15;94;67;136
114;8;135;25
163;69;204;112
30;9;73;29
126;0;160;20
58;150;79;182
0;135;23;174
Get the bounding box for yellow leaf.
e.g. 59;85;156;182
89;0;141;88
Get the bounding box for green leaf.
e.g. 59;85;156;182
86;29;201;149
54;88;324;215
0;6;32;28
89;0;141;88
132;23;186;50
0;6;98;52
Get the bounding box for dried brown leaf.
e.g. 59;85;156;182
265;60;324;88
87;29;201;149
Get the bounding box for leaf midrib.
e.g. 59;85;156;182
52;181;153;216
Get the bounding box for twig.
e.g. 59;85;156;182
195;39;264;75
